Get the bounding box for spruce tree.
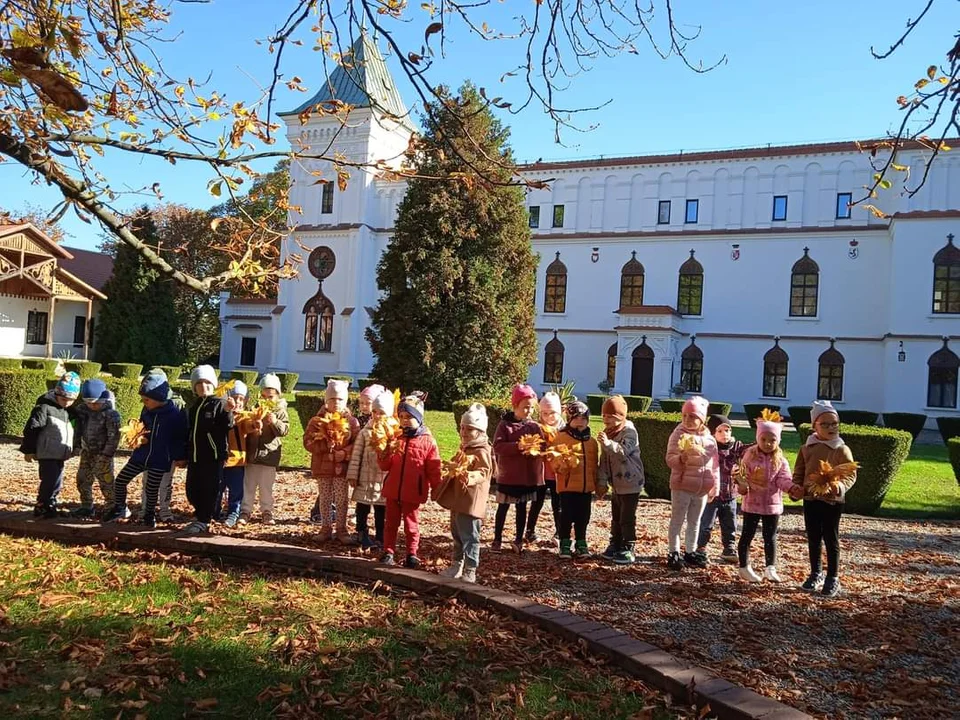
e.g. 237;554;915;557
366;83;538;408
95;210;181;366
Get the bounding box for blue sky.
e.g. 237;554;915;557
2;0;955;249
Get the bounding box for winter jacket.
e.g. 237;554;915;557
551;428;601;495
225;416;258;468
20;392;76;461
347;425;387;506
434;438;494;519
716;439;749;502
665;425;720;498
187;396;234;464
74;392;121;458
597;420;645;495
738;446;795;515
793;438;857;505
248;398;290;467
540;421;564;483
377;430;442;506
304;408;360;478
130;400;189;471
492;413;544;495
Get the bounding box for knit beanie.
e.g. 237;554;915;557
811;400;838;424
190;365;217;388
566;400;590;422
359;383;386;402
80;378;107;402
707;414;732;435
756;419;783;443
56;372;81;400
511;383;537;407
539;392;562;415
460;402;488;432
139;368;170;402
682;395;709;421
373;390;395;416
601;395;628;420
325;379;349;401
228;380;248;398
260;373;282;393
398;395;424;425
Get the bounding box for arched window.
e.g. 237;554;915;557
681;337;703;393
817;340;844;401
606;342;617;388
790;248;819;317
762;339;789;398
544;252;567;313
303;293;335;352
932;233;960;314
619;251;645;308
677;249;704;316
928;339;959;408
543;332;564;384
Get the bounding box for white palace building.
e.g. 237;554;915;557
219;33;960;419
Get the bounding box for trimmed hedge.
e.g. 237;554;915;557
294;391;361;428
105;377;144;423
744;404;780;429
627;411;680;500
107;363;143;380
153;365;183;380
356;377;381;391
658;400;685;413
837;409;880;426
707;402;733;417
881;413;927;443
948;438;960;486
624;395;653;413
452;398;513;440
797;423;911;515
0;358;23;370
23;358;60;374
64;360;101;379
586;394;606;415
0;369;49;436
324;375;354;387
935;416;960;445
787;405;811;425
170;380;197;408
275;372;300;394
229;370;260;387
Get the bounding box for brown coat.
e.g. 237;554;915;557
793;439;857;504
303;408;360;478
435;440;493;519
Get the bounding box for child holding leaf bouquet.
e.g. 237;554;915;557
551;401;600;559
304;379;360;543
790;400;858;597
735;410;795;583
347;389;396;550
240;373;289;526
525;392;564;544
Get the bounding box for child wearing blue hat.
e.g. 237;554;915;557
72;378;122;518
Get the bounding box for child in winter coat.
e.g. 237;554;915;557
436;403;494;583
377;395;442;568
355;383;384;427
695;414;748;565
72;378;121;518
736;412;795;583
104;369;188;526
492;384;545;553
347;388;391;550
597;395;645;565
665;396;720;571
21;372;81;518
240;373;289;525
304;379;360;542
217;381;257;527
138;381;185;524
790;400;857;598
525;391;564;543
553;401;601;559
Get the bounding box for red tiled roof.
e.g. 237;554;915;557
59;246;114;291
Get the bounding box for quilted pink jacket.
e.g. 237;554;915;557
665;425;720;498
738;446;794;515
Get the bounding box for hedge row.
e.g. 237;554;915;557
0;370;49;436
948;438;960;486
107;363;143;380
935;417;960;446
452;399;512;440
275;372;299;394
22;358;60;374
627;411;679;500
656;400;732;417
229;370;260;387
585;394;653;415
294;391;362;429
881;413;927;442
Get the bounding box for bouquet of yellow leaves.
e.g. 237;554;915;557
214;380;235;398
543;443;582;472
677;434;705;456
518;432;545;456
370;415;403;454
315;412;351;449
807;460;860;499
120;419;149;449
539;424;559;443
441;453;475;486
758;408;782;423
238;398;280;424
734;462;768;490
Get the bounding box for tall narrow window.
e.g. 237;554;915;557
543;333;564;384
240;337;257;367
790;247;819;317
26;310;48;345
619;251;645;308
552;204;565;228
685;199;699;224
677;249;704;316
606;342;617;389
658;200;671;224
932;233;960;314
303;293;335;352
928;339;959;408
836;192;852;220
773;195;788;221
543;252;567;313
321;182;334;214
817;341;844;401
763;340;789;398
529;205;540;228
681;338;703;394
73;316;86;346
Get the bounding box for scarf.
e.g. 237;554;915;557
566;425;591;441
402;424;425;438
805;433;844;450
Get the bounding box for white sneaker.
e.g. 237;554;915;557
739;566;762;583
460;567;477;583
439;561;464;579
763;566;782;583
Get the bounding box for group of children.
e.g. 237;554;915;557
21;371;856;595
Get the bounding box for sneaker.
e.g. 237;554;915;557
338;532;359;546
720;548;739;564
738;566;762;583
224;513;240;528
491;539;502;552
404;555;421;569
801;571;825;592
613;549;636;565
821;576;841;598
41;504;61;519
763;566;782;583
558;539;573;559
238;512;251;526
574;540;589;558
140;514;156;529
71;507;95;520
359;531;373;551
101;505;129;523
316;527;332;542
684;552;707;569
159;513;175;524
667;551;684;571
380;552;395;566
511;540;524;555
440;561;464;580
178;521;208;536
33;503;45;518
261;512;276;526
601;544;618;562
460;567;477;583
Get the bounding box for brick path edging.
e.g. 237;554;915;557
0;512;810;720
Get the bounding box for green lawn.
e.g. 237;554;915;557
282;406;959;519
0;536;677;719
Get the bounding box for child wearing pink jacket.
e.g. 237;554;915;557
664;396;720;571
735;414;795;583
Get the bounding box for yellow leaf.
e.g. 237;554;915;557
915;78;929;90
208;180;222;197
927;65;937;80
208;111;221;120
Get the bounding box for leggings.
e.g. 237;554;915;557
526;480;560;536
494;502;527;543
738;512;780;568
804;500;843;578
114;460;166;517
356;503;385;543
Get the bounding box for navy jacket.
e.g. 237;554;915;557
187;396;233;464
130;400;188;471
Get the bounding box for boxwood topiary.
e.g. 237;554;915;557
294;391;360;428
107;363;143;380
153;365;183;381
324;375;354;387
0;369;50;436
796;422;911;515
274;372;300;394
229;370;260;387
23;358;61;374
105;377;144;422
881;412;927;443
707;402;733;417
837;409;880;426
64;360;102;379
586;394;606;415
935;416;960;445
948;438;960;486
627;411;681;500
0;358;23;370
169;380;197;407
787;405;811;425
744;403;780;429
622;395;653;413
658;399;684;413
452;398;513;440
356;377;383;391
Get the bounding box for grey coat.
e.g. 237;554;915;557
74;392;121;457
20;392;76;461
249;398;290;467
598;420;645;495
